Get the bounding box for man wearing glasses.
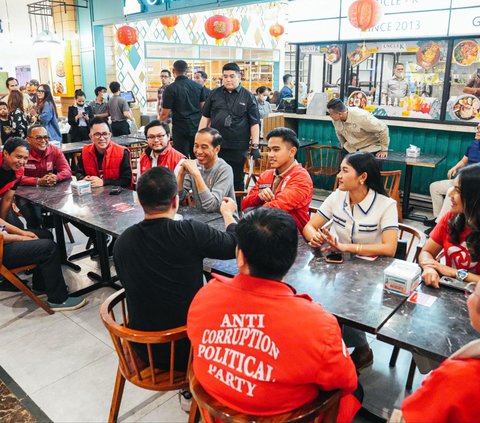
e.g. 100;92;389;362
199;62;260;191
426;123;480;233
1;77;33;113
17;124;72;228
75;117;132;188
157;69;172;121
139;120;185;176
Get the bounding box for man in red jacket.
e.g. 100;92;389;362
241;127;313;231
17;124;72;228
188;208;361;422
75;117;132;188
139;120;185;176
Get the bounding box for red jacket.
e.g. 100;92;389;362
82;142;127;181
139;144;185;175
242;163;313;231
187;273;360;422
21;144;72;185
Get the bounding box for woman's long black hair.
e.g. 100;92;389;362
344;151;387;196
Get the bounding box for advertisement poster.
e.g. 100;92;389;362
15;65;31;86
50;40;74;97
0;72;8;96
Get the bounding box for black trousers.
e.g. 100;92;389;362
111;120;130;137
15;198;43;229
3;229;69;303
219;149;248;191
172;133;195;158
70;126;90;143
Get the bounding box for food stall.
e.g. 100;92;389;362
281;0;480;196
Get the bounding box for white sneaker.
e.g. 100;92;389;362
178;389;192;413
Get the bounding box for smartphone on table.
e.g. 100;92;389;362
325;251;343;264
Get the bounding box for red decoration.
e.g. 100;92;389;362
348;0;382;31
160;16;179;29
116;25;138;48
230;18;240;34
269;23;285;40
205;15;233;45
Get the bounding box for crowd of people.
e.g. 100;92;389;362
0;61;479;422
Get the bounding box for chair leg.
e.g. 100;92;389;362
109;368;126;423
322;395;340;423
63;222;75;243
2;267;53;315
389;346;400;367
406;357;417;391
188;399;200;423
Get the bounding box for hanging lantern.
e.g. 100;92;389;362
160;16;179;29
116;25;138;52
348;0;382;32
230;18;240;34
205;15;233;45
269;23;285;40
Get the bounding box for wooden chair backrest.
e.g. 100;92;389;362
189;373;341;423
252;152;272;177
398;223;426;263
100;289;189;391
305;146;342;177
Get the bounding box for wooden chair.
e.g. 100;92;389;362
333;170;403;222
305;146;342;190
188;372;342;423
235;191;248;217
245;152;272;188
100;289;190;423
0;232;53;315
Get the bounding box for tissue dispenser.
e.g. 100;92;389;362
71;180;92;196
384;259;421;296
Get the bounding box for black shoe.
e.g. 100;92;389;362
424;218;437;228
350;346;374;372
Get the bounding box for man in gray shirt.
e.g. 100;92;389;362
177;127;235;213
108;81;131;136
89;86;109;118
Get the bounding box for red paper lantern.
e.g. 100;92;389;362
160;16;179;29
205;15;233;45
116;25;138;48
348;0;382;31
269;23;285;40
230;18;240;34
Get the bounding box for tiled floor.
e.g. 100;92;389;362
0;198;434;423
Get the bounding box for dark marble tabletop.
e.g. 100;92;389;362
377;283;478;361
204;237;405;333
16;181;73;205
377;150;445;168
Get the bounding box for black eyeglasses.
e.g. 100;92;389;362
37;90;45;93
32;136;49;141
147;134;168;140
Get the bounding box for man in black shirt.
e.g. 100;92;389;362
194;70;211;99
199;62;260;191
160;60;206;158
113;166;237;371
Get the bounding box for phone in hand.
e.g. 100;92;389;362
321;219;334;231
325;251;343;264
109;187;123;195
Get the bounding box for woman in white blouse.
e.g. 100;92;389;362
303;151;399;371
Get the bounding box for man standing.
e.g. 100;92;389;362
160;60;205;158
383;63;409;105
89;86;109;118
277;73;294;105
18;124;72;228
194;70;211;98
157;69;172;120
75;117;132;188
327;98;390;158
139;120;185;176
27;79;40;103
113;166;238;372
2;77;33;112
242;128;313;231
199;62;260;191
188;207;361;422
177;128;235;213
108;81;131;136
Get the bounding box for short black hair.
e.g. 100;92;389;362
75;89;86;98
137;167;177;214
256;86;270;95
3;137;30;154
195;70;208;81
283;74;292;84
197;127;223;148
0;101;7;108
222;62;241;73
266;127;299;149
29;79;40;87
27;123;47;137
144;120;171;138
236;208;298;280
89;117;111;132
173;60;188;74
6;77;18;88
94;86;107;96
109;81;121;93
161;69;171;77
327;98;347;112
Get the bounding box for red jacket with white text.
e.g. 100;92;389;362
139;144;185;175
241;163;313;231
21;144;72;185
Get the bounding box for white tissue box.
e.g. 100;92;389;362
384;259;421;296
71;180;91;196
406;146;421;158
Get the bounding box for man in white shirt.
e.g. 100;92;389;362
382;63;409;105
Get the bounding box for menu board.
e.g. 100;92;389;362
50;41;74;97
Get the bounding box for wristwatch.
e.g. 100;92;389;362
456;269;468;281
